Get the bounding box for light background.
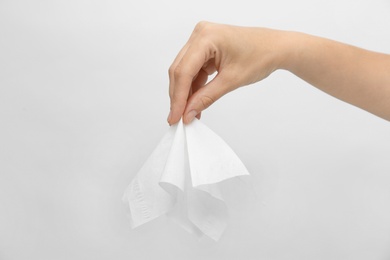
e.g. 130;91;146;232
1;0;390;259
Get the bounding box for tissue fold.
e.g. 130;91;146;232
122;119;250;241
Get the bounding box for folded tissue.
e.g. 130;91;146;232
122;118;251;241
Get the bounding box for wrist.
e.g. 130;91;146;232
274;30;306;72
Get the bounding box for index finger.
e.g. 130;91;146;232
168;42;214;125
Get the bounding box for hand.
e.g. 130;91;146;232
167;22;289;125
168;22;390;124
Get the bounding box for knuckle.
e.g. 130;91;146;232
171;97;187;113
194;21;213;35
171;92;179;103
199;95;215;109
173;65;184;78
171;90;185;104
195;21;208;31
168;66;174;77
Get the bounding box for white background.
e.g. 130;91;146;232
1;0;390;259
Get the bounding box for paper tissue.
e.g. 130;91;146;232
122;119;250;241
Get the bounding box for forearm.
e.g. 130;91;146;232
279;31;390;121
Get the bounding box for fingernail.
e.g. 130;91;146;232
185;110;197;124
167;111;172;124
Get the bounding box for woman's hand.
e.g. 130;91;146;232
167;22;290;125
168;22;390;124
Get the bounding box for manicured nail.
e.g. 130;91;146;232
167;111;172;124
186;110;197;124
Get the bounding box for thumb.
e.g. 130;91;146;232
183;73;232;124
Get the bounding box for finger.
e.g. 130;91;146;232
190;68;209;97
183;72;232;124
169;43;190;101
190;69;208;120
188;90;203;121
191;65;218;120
168;27;200;114
169;43;214;125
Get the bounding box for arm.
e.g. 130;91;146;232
284;31;390;121
167;22;390;125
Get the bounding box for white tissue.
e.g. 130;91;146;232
122;119;250;241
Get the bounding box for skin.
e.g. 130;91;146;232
167;21;390;125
